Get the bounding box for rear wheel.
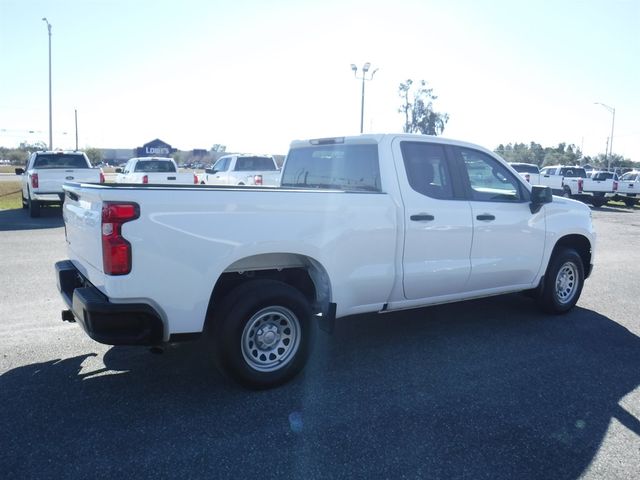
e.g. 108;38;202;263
624;198;637;207
562;187;571;198
211;279;314;389
536;247;584;314
591;198;606;208
28;196;41;218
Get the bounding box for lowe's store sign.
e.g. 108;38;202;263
135;138;176;157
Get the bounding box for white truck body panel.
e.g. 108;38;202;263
61;134;596;343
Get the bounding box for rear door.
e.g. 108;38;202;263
394;138;473;299
454;147;545;291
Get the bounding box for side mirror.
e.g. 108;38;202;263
530;185;552;214
15;168;25;175
115;168;123;173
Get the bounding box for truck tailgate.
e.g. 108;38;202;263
62;184;104;274
37;169;100;193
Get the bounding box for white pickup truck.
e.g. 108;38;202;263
509;163;542;185
615;171;640;207
56;134;595;389
15;150;104;217
581;171;619;207
539;165;585;197
115;157;197;185
199;154;280;186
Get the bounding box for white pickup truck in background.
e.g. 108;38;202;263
615;170;640;207
199;154;280;186
56;134;595;389
509;163;541;185
15;150;104;217
581;171;619;207
115;157;197;185
539;165;585;197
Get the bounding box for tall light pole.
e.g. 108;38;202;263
594;102;615;171
42;17;52;150
351;63;378;134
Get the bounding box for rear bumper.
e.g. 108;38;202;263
32;192;64;203
55;260;164;346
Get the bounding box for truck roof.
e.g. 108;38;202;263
288;133;498;156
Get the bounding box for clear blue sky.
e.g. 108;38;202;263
1;0;638;160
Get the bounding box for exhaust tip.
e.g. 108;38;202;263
61;310;76;323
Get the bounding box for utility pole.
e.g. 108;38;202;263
350;63;378;134
42;18;52;150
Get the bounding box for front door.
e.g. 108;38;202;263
455;147;546;291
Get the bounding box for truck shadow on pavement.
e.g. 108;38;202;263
1;296;639;479
0;206;64;231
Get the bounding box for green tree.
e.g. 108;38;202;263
398;79;449;135
84;147;103;165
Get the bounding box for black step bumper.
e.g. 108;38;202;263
55;260;164;346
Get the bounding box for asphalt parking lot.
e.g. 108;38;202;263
1;204;639;479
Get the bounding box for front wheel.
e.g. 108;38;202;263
211;279;314;389
536;248;584;314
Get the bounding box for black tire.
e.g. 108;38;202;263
591;198;606;208
28;196;41;218
211;279;314;389
624;199;637;208
562;187;571;198
21;194;28;209
536;247;584;314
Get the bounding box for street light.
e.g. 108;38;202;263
42;17;52;150
594;102;615;171
351;63;378;134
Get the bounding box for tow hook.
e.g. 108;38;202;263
61;310;76;323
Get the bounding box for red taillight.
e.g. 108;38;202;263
142;175;149;184
254;175;263;186
525;173;530;183
102;202;139;275
99;172;105;183
578;179;583;193
193;173;198;184
31;173;39;188
613;181;618;191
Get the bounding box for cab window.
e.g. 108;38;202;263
459;148;524;202
400;141;454;200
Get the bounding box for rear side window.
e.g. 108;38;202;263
281;144;380;191
134;160;176;173
33;154;89;169
400;142;453;200
235;156;277;171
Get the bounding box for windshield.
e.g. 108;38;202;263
235;156;276;171
281;144;381;191
33;154;89;169
134;160;176;173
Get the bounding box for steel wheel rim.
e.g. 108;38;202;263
555;261;579;304
241;306;301;372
